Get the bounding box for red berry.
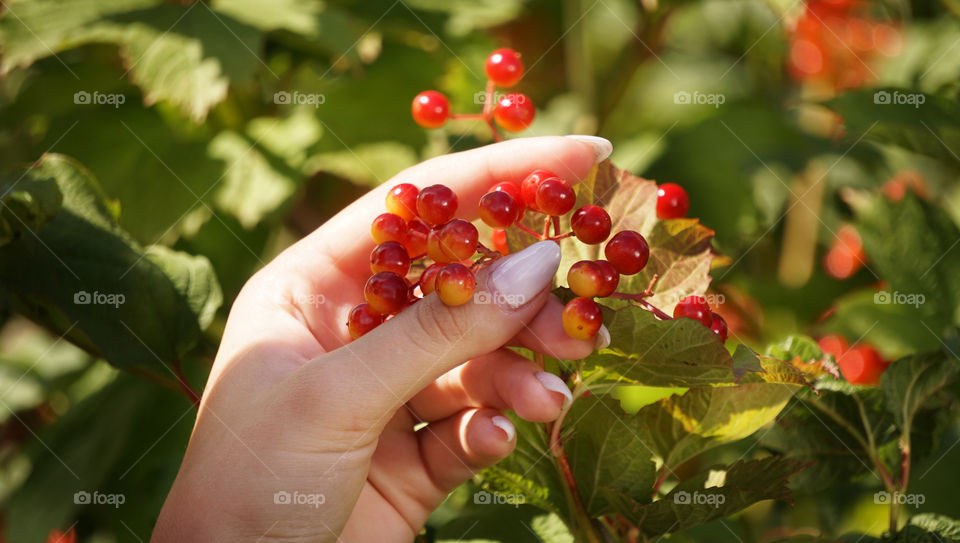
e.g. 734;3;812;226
673;295;713;327
709;312;728;342
536;177;576;216
411;91;450;128
439;219;479;261
838;345;888;386
520;169;556;211
604;230;649;275
491;181;525;216
404;219;430;257
817;334;850;359
567;260;604;298
436;263;476;306
420;263;443;295
656;183;689;219
492;228;509;255
493;93;535;132
371;213;406;244
427;228;455;263
347;303;384;339
417;184;459;225
485;48;524;87
824;224;865;279
370;241;411;277
594;260;620;297
562;297;603;340
385;183;419;221
478;191;521;228
364;272;409;315
571;205;612;244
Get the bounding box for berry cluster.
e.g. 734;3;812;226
411;48;535;141
348;168;717;346
817;334;888;386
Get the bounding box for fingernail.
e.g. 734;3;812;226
488;241;561;310
535;371;572;409
595;324;611;350
491;415;516;441
565;135;613;163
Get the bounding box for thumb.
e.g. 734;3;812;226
301;241;562;419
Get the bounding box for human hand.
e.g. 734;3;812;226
152;135;612;542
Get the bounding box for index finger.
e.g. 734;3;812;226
277;135;610;280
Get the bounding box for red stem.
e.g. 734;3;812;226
549;232;575;241
516;222;544;239
610;292;672;320
173;359;201;407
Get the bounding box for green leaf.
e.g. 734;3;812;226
480;415;568;517
905;514;960;542
633;457;807;536
0;0;264;120
825;88;960;165
565;396;658;518
586;304;737;387
852;192;960;327
0;154;222;370
882;352;960;430
824;289;944;358
0;168;63;247
635;377;803;470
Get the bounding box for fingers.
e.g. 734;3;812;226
273;136;605;284
288;241;563;423
417;408;517;492
514;295;608;359
406;349;572;423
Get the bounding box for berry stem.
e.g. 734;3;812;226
515;222;544;240
481;80;505;142
552;216;561;237
548;231;575;241
610;292;672;321
448;113;486;120
640;273;660;297
542;216;551;239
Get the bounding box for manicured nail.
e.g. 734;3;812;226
491;415;516;441
595;324;611;350
488;241;561;310
535;371;573;409
565;135;613;163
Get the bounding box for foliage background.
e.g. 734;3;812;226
0;0;958;541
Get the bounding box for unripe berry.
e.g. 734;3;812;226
436;263;476;306
385;183;419;221
567;260;605;298
562;297;603;340
371;213;407;244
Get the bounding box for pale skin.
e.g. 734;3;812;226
152;136;609;542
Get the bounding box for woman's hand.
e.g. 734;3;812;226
152;135;612;542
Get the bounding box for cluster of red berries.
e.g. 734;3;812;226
817;334;888;385
788;0;901;90
346;164;711;345
411;48;535;140
672;295;729;342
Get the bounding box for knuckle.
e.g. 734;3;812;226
410;298;475;355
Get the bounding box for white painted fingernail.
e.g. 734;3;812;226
535;371;572;409
491;415;516;441
488;241;561;310
565;135;613;163
595;325;611;350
